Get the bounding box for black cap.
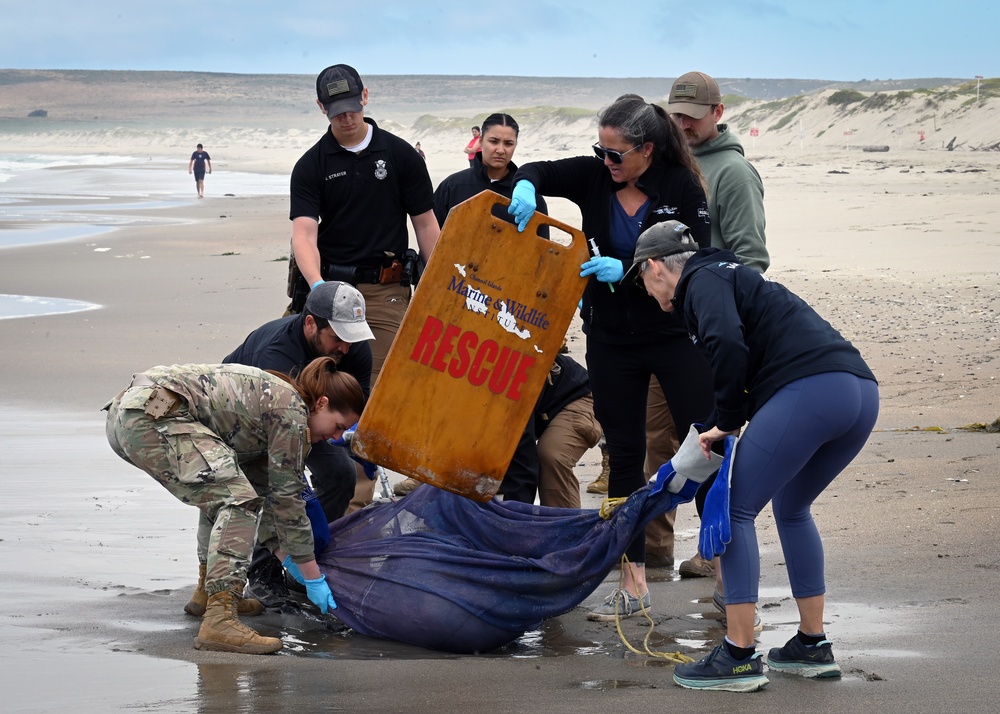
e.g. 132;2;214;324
316;64;364;118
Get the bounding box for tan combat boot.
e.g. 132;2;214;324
184;563;263;617
194;590;282;654
586;442;610;494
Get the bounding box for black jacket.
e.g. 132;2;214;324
674;247;876;430
514;156;710;344
222;313;373;398
433;155;548;231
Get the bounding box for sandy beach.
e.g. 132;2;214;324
1;71;998;713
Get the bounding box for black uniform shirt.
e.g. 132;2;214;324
289;118;434;268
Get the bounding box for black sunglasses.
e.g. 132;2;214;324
593;143;640;164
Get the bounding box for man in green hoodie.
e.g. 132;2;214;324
668;71;769;273
664;71;768;619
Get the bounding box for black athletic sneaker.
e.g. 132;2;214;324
766;635;842;678
673;645;769;692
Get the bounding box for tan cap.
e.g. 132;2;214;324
668;71;722;119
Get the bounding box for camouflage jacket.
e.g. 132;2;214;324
143;363;316;561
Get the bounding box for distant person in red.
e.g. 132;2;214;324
415;142;426;160
463;126;481;168
188;143;212;198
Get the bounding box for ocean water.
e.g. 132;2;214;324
0;153;288;319
0;293;101;319
0;153;288;250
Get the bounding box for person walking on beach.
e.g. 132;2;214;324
508;95;716;621
463;125;481;167
104;357;366;654
188;143;212;198
626;222;878;692
289;62;439;512
662;70;772;582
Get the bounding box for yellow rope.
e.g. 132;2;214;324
596;502;696;665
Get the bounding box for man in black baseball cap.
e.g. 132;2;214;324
289;62;440;514
316;64;368;126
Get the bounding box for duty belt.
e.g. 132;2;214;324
322;262;405;286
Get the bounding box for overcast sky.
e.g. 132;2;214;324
2;0;995;81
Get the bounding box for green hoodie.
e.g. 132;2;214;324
693;124;769;273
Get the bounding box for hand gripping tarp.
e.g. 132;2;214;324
315;427;725;653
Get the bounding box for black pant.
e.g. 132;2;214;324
586;335;715;563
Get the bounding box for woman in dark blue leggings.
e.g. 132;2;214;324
628;222;879;693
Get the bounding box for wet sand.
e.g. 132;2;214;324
1;135;999;711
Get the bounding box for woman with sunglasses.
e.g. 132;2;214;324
508;95;716;620
104;356;365;654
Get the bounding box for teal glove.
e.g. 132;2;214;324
508;180;537;232
580;256;624;284
282;554;306;586
698;435;737;560
304;575;337;614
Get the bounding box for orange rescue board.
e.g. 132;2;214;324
352;191;589;501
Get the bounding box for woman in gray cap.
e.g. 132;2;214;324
629;222;878;692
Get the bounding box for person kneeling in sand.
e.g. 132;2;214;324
104;357;365;654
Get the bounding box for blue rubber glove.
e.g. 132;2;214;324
327;423;378;480
698;435;737;560
508;180;537;232
304;575;337;614
580;256;624;284
282;554;306;586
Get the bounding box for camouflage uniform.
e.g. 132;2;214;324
105;364;315;596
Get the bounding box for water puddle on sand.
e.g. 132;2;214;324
269;613;616;660
0;293;101;319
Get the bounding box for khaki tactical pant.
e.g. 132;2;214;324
537;394;602;509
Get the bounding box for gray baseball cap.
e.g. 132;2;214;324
624;221;699;281
305;281;375;342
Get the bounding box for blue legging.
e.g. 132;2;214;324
721;372;879;604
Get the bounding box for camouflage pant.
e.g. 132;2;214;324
106;386;263;596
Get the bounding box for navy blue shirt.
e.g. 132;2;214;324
222;313;372;398
674;247;876;431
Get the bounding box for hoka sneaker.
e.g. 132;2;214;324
712;587;763;632
673;645;769;692
586;588;651;621
766;635;842;678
